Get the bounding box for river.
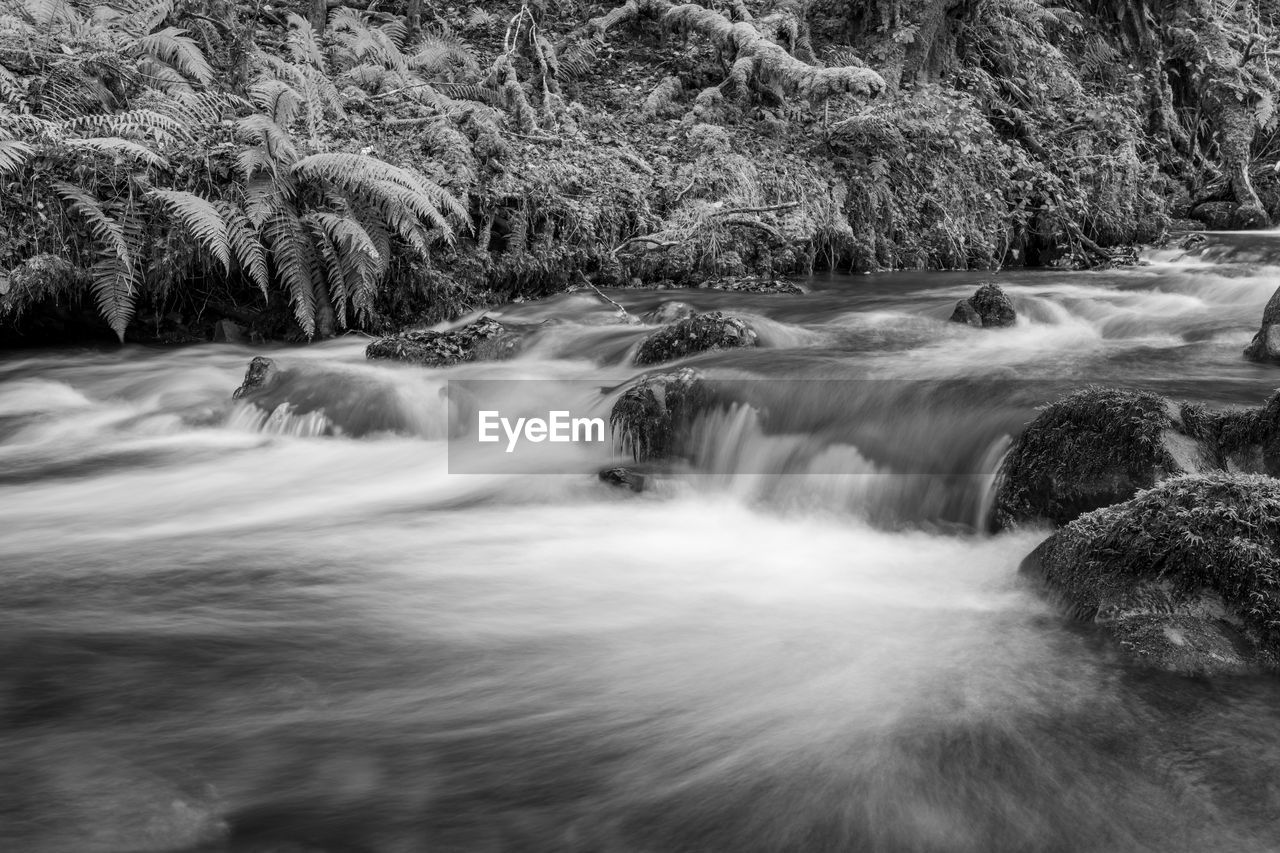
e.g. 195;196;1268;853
2;235;1279;851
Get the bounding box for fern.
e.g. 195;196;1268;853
237;113;299;164
264;208;317;337
149;188;231;272
251;79;303;127
135;26;214;85
63;109;190;145
64;136;169;168
0;136;32;172
292;151;469;243
218;202;270;299
52;180;132;267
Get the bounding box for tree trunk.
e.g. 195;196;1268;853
309;0;328;33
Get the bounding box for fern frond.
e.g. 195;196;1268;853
63;109;190;145
304;220;347;328
431;82;503;106
292;151;469;241
149;188;231;272
0;137;32;173
264;208;318;337
285;12;326;71
89;253;139;342
22;0;77;28
0;64;27;111
304;210;381;323
135;56;195;95
251;78;303;127
218;201;270;299
236;113;299;164
236;143;276;182
122;0;172;36
135;27;215;85
64;136;169;168
244;172;293;227
53;180;134;267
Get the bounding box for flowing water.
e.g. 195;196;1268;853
2;236;1280;852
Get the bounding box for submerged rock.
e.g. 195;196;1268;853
1021;474;1280;676
365;317;521;367
598;466;648;492
643;301;696;324
231;357;419;436
995;387;1280;529
610;368;715;462
949;283;1017;328
633;311;757;365
233;356;278;399
1244;285;1280;365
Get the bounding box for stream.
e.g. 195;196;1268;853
2;234;1280;851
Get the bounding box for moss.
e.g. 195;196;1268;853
633;311;757;365
610;367;720;462
1029;474;1280;671
995;387;1178;527
365;317;521;367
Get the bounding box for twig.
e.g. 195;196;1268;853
577;272;634;321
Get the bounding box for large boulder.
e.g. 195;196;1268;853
1244;284;1280;365
994;387;1280;529
948;283;1016;328
633;311;757;365
365;316;521;367
1020;474;1280;676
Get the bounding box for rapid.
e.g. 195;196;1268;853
2;234;1280;852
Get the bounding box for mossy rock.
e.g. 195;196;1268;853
1020;473;1280;676
1180;392;1280;475
1244;284;1280;365
365;317;521;367
949;283;1016;328
996;387;1280;529
633;311;757;365
994;387;1210;528
609;368;724;462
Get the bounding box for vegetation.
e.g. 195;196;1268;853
633;310;756;364
0;0;1279;344
1028;473;1280;673
995;387;1182;527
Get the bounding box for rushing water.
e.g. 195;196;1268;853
2;236;1280;852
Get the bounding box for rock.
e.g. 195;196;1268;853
643;301;696;324
633;311;757;365
233;356;278;399
231;357;424;437
610;368;714;462
1244;284;1280;365
698;276;804;294
949;283;1016;328
995;387;1280;529
1190;201;1271;230
1020;473;1280;676
1181;391;1280;476
1190;201;1238;230
212;318;247;343
365;317;521;367
598;466;648;491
